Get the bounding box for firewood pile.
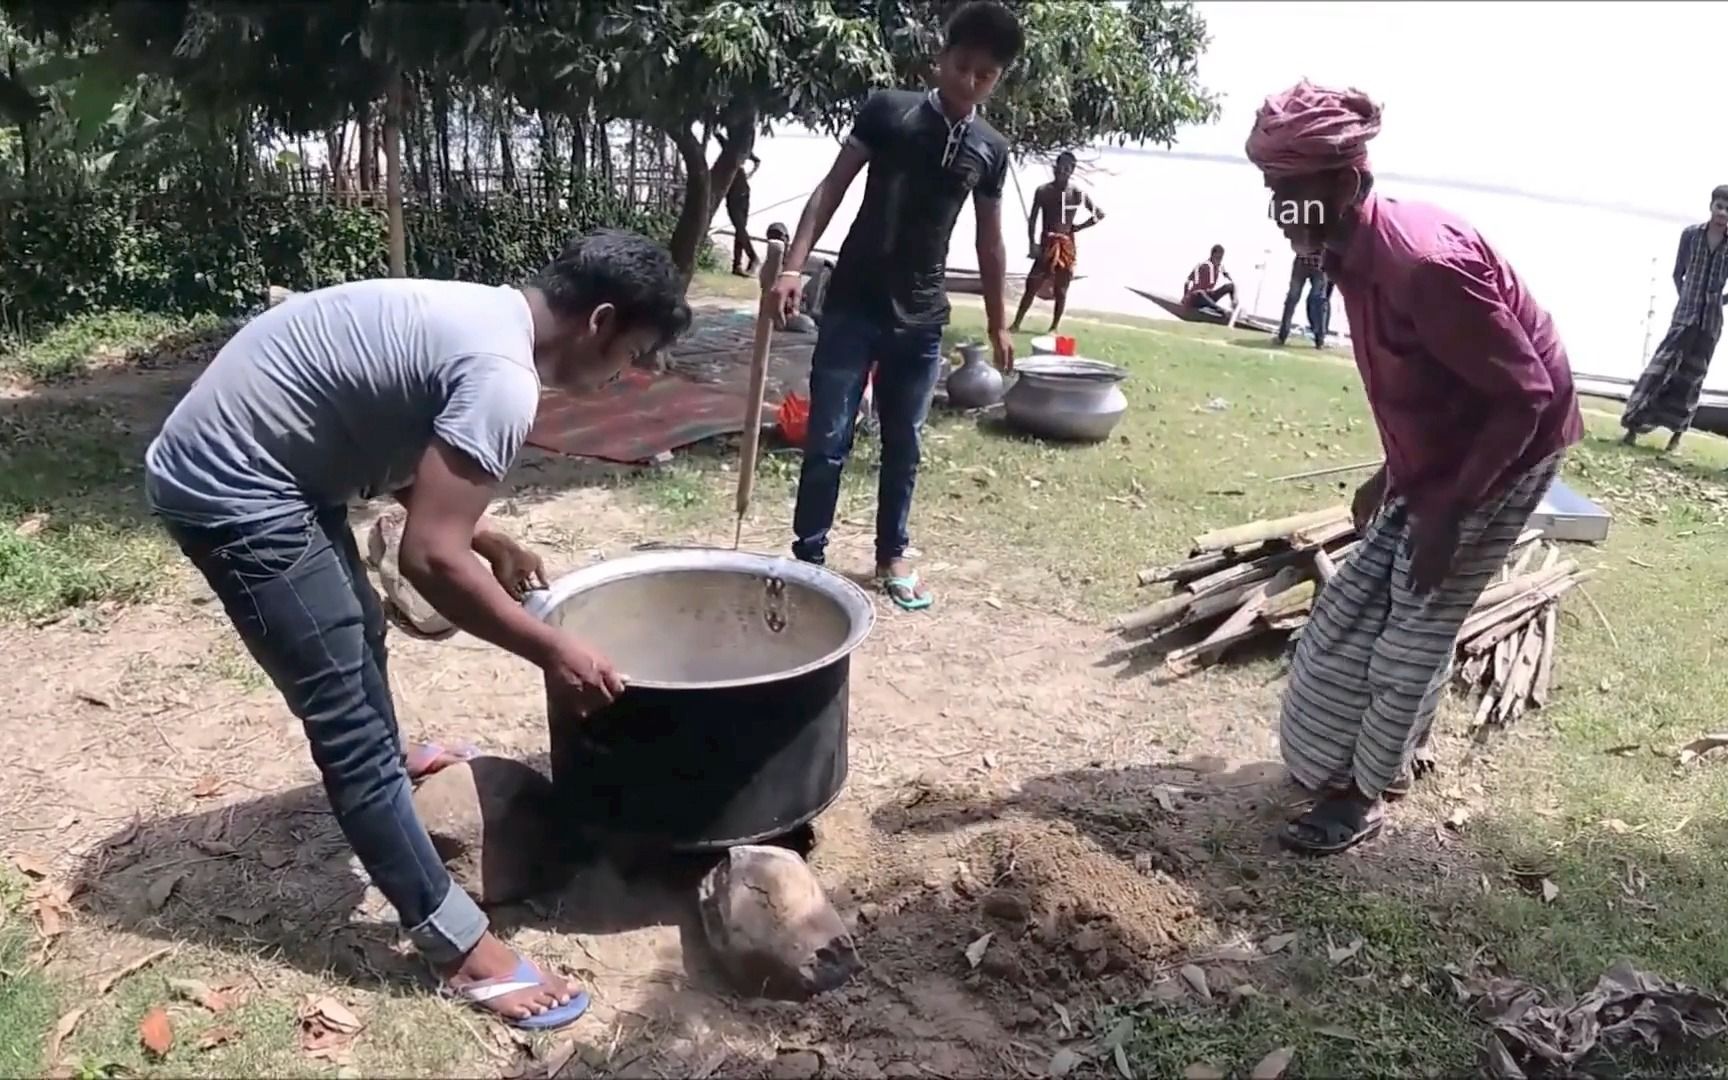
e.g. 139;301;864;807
1117;505;1589;730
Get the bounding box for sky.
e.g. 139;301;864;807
1177;1;1725;221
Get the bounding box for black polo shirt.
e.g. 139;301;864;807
825;89;1011;329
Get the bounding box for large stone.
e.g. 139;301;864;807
410;757;562;907
698;845;861;1001
365;509;454;637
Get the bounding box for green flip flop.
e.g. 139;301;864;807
878;571;934;612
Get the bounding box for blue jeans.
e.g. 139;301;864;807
162;505;487;966
1279;263;1332;346
792;306;944;567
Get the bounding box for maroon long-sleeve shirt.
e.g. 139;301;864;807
1324;193;1582;520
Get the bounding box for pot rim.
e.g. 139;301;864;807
522;547;877;691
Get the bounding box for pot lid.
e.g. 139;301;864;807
1013;356;1128;382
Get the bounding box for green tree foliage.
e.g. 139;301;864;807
4;0;1217;286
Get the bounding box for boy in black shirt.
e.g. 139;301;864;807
770;0;1022;611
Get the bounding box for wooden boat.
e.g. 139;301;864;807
711;229;1072;295
1127;286;1284;336
1574;373;1728;437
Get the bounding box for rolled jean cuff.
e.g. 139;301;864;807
406;880;489;966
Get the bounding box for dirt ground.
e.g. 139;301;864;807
0;345;1467;1079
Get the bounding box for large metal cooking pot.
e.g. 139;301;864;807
1003;356;1130;442
523;548;875;852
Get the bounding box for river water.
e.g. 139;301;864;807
733;130;1702;388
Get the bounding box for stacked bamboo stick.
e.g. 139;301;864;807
1118;506;1588;727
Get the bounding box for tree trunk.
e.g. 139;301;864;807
432;79;452;193
385;73;407;278
357;98;375;190
570;114;586;189
498;100;516;192
666;124;712;283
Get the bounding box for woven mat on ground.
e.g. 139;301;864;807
527;309;815;464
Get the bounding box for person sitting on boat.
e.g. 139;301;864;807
1010;150;1105;335
1183;245;1236;315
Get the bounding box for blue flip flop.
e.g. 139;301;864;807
404;741;480;782
878;571;934;612
444;955;591;1031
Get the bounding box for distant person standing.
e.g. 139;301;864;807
1183;245;1235;315
725;150;764;277
1010;150;1105;334
1621;186;1728;453
1276;251;1332;348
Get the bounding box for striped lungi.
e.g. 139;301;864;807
1279;452;1563;798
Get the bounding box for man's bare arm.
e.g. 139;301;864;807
783;142;868;276
396;441;565;666
1072;191;1106;233
976;195;1010;333
1027;186;1045;252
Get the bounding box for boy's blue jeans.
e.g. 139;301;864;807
161;505;488;967
792;306;944;568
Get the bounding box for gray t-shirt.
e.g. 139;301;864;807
145;278;541;527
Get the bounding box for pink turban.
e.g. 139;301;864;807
1244;80;1382;181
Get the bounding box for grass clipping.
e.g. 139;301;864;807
1117;506;1587;731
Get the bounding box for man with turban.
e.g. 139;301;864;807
1244;81;1582;855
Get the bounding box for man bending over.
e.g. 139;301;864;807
144;231;691;1027
1245;82;1581;855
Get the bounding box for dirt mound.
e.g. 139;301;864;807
855;816;1204;1024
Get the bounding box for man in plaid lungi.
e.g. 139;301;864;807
1621;186;1728;452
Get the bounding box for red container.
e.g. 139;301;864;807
1055;335;1077;356
777;393;810;447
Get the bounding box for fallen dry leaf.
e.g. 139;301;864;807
1542;878;1561;904
259;848;294;870
190;775;225;799
1113;1043;1133;1080
1151;785;1178;813
96;946;174;994
1678;734;1728;767
169;978;232;1014
1261;932;1297;955
192;839;238;857
46;1006;87;1064
33;897;69;938
1183;1066;1225;1080
16;513;47;537
147;872;183;912
1327;938;1364;965
1178;963;1211;1001
1048;1047;1082;1078
1604;743;1642;758
964;932;994;969
1600;818;1636;834
1251;1046;1295;1080
1315;1024;1359;1042
301;995;364;1035
139;1006;174;1058
13;852;52;879
198;1026;242;1052
218;905;268;926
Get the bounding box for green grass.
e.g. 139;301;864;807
0;873;59;1078
0;400;171;622
1;310;223;383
